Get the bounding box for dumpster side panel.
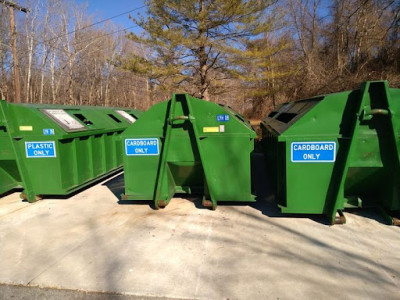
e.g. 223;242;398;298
199;136;255;201
113;133;123;167
0;117;21;194
75;137;93;183
283;138;339;213
15;138;63;195
263;81;400;224
122;102;168;200
59;139;77;189
0;142;21;194
91;134;105;177
282;91;351;138
341;82;400;212
0;101;141;201
0;163;19;194
124;153;161;199
388;87;400;211
165;132;202;192
188;96;256;204
263;91;349;215
122;95;256;207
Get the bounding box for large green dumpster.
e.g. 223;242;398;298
122;93;256;209
261;81;400;225
0;100;142;202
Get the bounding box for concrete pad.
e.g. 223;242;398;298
0;190;31;218
0;172;399;299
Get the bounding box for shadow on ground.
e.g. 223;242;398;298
15;170;124;203
102;173;125;200
0;188;23;199
1;161;399;299
101;153;394;226
0;283;175;300
102;173;155;208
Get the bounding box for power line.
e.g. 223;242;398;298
13;24;139;64
1;17;142;78
0;0;29;13
12;7;143;60
74;24;139;47
2;22;139;72
42;5;145;44
2;4;144;69
2;39;129;79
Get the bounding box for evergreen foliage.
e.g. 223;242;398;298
124;0;280;100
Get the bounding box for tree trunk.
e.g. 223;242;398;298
50;53;56;103
26;36;33;103
199;45;209;100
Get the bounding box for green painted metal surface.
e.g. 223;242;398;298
261;81;400;225
122;93;256;209
0;100;142;202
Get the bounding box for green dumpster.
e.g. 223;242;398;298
261;81;400;225
0;100;142;202
122;93;256;209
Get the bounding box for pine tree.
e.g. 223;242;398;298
230;32;294;114
123;0;278;100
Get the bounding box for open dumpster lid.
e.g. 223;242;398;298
262;97;324;134
115;110;137;124
41;109;86;131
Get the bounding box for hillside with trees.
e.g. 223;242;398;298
0;0;399;118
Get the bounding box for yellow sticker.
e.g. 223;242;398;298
203;127;219;133
19;126;33;131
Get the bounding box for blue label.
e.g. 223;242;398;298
43;129;55;135
125;138;159;156
217;114;230;122
291;142;336;163
25;141;56;158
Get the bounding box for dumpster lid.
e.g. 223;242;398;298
115;110;137;124
41;109;87;131
262;96;324;134
218;104;255;132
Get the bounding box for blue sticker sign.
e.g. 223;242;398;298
25;141;56;158
43;128;55;135
125;138;159;156
217;114;230;122
291;142;336;163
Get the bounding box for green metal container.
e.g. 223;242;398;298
261;81;400;225
122;93;256;209
0;100;142;202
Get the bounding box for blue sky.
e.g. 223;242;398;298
76;0;146;33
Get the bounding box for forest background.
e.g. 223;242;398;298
0;0;399;118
